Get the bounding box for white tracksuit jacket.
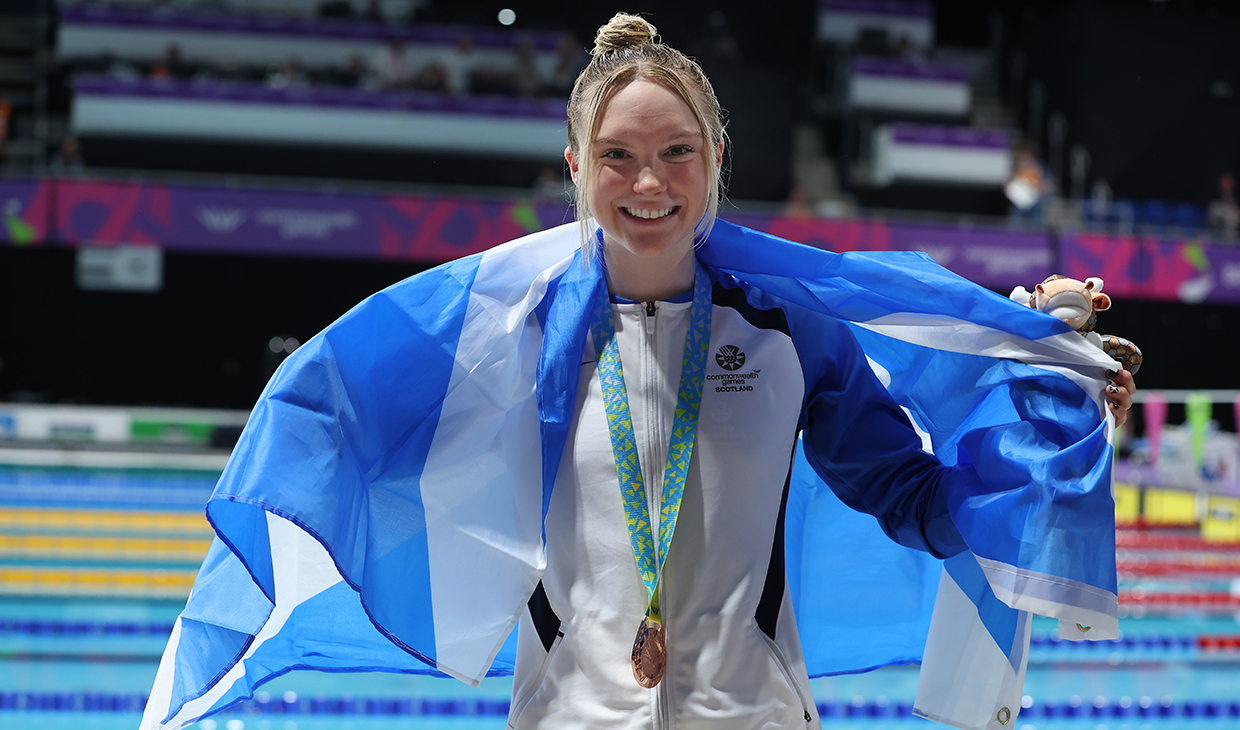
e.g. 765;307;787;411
507;275;966;729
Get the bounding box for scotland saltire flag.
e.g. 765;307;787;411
142;220;1119;730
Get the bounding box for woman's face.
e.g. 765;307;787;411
570;79;715;273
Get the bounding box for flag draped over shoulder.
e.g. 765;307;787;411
141;220;1119;730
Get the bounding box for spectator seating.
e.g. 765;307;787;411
1084;197;1135;234
57;5;564;88
1175;202;1206;233
57;0;422;23
70;74;568;158
58;3;583;161
1086;198;1208;236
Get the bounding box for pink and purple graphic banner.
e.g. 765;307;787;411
728;214;1052;289
50;180;573;262
4;177;1240;304
1062;233;1240;306
0;179;48;246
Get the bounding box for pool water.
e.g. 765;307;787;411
1;464;1237;730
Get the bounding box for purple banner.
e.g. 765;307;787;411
886;223;1051;289
0;179;50;246
12;176;1240;304
726;215;1048;290
54;180;571;262
1063;232;1240;305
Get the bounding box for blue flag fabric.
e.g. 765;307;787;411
142;220;1118;730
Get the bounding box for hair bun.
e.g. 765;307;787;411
591;13;657;56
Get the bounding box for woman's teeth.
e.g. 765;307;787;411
623;206;677;220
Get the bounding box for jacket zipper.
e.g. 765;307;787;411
642;300;673;730
655;668;673;730
641;301;663;554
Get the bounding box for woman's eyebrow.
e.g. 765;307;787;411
593;131;704;147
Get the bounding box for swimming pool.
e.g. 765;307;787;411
1;457;1237;730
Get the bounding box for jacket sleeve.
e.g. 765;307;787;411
797;315;970;559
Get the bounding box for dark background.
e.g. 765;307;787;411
2;0;1238;413
1007;1;1240;204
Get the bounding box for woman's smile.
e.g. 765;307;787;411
621;206;681;220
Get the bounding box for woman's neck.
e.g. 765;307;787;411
602;243;697;302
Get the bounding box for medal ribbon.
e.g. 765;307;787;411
590;262;711;624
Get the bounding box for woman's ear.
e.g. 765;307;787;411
565;146;579;184
716;140;724;167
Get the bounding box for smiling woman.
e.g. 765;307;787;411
141;11;1134;730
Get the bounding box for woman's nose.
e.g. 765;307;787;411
634;165;665;194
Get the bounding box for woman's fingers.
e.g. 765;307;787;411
1104;368;1136;427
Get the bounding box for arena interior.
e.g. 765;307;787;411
1;0;1239;728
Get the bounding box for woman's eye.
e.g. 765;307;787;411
602;149;628;160
667;145;695;157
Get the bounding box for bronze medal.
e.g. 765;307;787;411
630;617;667;688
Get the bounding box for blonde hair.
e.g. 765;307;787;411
567;13;727;256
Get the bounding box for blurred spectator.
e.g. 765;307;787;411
509;39;542;97
318;0;356;19
1207;171;1238;241
441;33;479;94
890;35;926;60
412;63;449;93
0;100;9;172
266;57;310;89
1086;179;1113;232
1005;142;1053;229
323;54;367;88
533;165;565;200
363;0;385;23
375;37;412;89
149;43;193;80
782;186;814;219
544;32;586;97
49;136;86;178
99;51;142;80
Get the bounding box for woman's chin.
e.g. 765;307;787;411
605;231;694;263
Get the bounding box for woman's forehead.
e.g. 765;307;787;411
594;79;702;141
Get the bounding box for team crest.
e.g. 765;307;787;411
715;345;745;371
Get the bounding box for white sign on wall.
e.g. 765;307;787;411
76;245;164;292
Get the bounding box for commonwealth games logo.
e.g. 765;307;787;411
715;345;745;371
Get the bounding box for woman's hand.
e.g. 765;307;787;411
1105;369;1136;427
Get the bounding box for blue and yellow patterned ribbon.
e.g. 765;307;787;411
590;262;712;624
